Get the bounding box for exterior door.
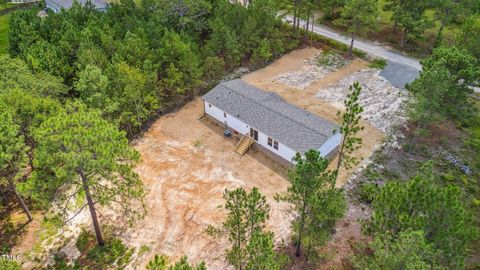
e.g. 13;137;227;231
249;128;258;141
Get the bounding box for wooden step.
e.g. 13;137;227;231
235;135;254;155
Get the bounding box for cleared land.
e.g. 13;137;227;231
123;100;293;268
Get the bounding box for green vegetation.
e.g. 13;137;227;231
335;82;364;178
0;260;21;270
0;1;301;265
24;101;145;246
315;50;348;70
0;13;10;55
333;0;378;57
287;0;479;55
352;35;480;267
146;254;206;270
0;105;32;221
211;187;288;269
8;0;295;137
368;58;387;69
48;228;135;269
276;150;346;261
353;229;444;269
363;163;477;268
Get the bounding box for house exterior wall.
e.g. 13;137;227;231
204;101;249;135
318;133;342;159
203;100;338;163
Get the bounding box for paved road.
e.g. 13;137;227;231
286;16;422;88
286;17;480;93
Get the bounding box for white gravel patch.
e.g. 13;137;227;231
315;69;408;136
272;52;349;90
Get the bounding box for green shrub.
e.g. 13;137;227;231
368;59;387;69
356;182;378;204
0;260;21;270
139;245;150;256
75;229;93;253
203;56;225;82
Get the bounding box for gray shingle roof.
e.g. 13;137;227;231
203;79;339;153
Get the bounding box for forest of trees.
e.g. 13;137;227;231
7;0;296;137
282;0;480;53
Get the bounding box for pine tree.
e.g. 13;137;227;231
0;106;33;222
335;82;364;180
334;0;378;57
365;162;477;268
223;187;271;269
276;150;345;258
26;101;145;246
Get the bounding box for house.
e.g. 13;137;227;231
202;79;342;164
45;0;107;13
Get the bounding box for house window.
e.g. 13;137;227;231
224;112;227;118
273;141;279;150
267;137;273;146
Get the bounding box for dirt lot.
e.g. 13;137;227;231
124;100;293;269
125;47;391;269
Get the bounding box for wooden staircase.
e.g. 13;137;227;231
235;134;255;155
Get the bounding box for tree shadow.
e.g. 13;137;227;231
0;194;31;253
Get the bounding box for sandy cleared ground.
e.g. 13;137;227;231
124;100;292;269
125;47;390;269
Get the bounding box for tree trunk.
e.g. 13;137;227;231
349;31;355;58
401;27;408;48
79;170;105;246
331;2;336;18
335;134;346;181
304;11;310;43
296;0;302;34
293;1;297;30
295;203;306;257
0;185;7;207
408;115;426;155
293;0;298;32
311;12;314;32
9;180;32;222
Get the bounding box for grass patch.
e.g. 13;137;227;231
0;260;21;270
368;58;387;69
315;50;349;69
0;13;11;55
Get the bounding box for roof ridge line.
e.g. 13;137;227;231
221;81;330;138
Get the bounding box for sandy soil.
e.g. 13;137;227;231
124;100;292;269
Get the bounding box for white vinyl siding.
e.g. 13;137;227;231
204;100;338;163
